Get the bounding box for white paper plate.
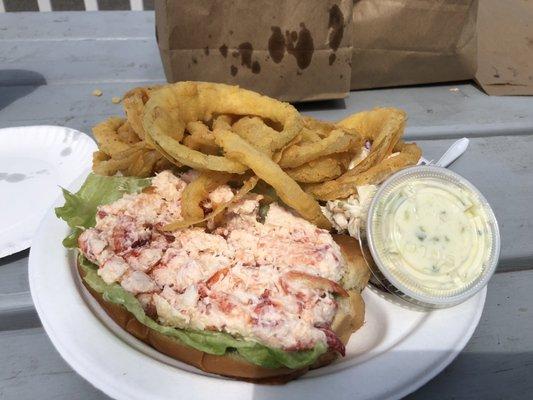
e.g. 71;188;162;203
29;173;486;400
0;126;96;258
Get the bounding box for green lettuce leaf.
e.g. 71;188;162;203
55;174;151;247
58;173;327;369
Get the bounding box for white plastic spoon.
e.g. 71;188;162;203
419;137;470;167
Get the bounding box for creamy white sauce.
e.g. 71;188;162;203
375;178;493;294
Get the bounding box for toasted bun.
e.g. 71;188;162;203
78;234;369;382
332;234;372;292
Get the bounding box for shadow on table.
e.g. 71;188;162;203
296;98;347;113
406;351;533;400
0;248;29;267
0;249;41;331
248;351;533;400
0;69;47;111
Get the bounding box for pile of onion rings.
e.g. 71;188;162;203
91;81;421;230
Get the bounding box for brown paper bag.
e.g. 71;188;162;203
350;0;478;90
475;0;533;96
155;0;354;102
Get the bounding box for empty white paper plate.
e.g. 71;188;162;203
0;126;96;258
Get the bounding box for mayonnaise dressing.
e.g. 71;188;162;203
372;177;493;296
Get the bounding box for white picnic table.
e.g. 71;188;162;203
1;11;532;400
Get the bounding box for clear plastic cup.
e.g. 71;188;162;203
366;166;500;308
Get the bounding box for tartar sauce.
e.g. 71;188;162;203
368;167;499;306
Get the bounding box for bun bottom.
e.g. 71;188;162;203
77;235;367;383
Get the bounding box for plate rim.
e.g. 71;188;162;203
29;175;487;400
0;125;96;258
